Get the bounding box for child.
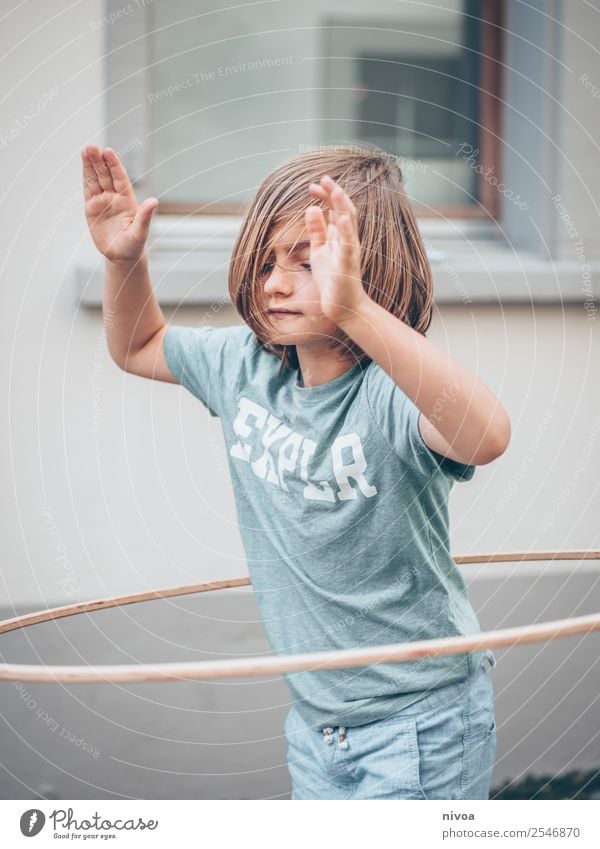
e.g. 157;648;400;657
82;142;510;800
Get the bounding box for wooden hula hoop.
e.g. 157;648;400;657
1;549;598;684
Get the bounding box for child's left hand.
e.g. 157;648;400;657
306;175;368;326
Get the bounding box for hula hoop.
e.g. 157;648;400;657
1;549;598;684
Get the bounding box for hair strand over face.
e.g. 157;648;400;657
228;143;434;376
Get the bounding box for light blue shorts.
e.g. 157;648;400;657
285;655;497;800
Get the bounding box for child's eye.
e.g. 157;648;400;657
258;262;274;278
256;260;311;278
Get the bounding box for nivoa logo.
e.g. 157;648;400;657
19;809;46;836
442;812;476;820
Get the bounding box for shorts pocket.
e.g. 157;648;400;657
460;671;497;799
352;715;428;800
412;697;467;800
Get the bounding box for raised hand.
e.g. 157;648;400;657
305;175;368;326
81;144;158;264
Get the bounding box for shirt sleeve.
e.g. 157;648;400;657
162;324;241;418
365;363;476;483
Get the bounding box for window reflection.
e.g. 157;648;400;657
150;0;489;210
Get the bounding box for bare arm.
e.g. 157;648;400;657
340;299;511;465
82;143;177;383
306;174;511;467
103;254;176;382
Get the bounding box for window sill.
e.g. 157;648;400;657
74;215;600;307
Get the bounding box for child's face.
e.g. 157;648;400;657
257;219;341;351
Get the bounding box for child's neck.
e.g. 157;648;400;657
296;348;355;388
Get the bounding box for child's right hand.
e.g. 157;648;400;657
81;144;158;264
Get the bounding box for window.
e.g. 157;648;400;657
80;1;574;305
108;0;502;218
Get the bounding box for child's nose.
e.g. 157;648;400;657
263;263;294;295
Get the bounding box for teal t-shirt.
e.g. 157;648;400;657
163;321;492;728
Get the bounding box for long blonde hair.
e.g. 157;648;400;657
228;143;433;375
